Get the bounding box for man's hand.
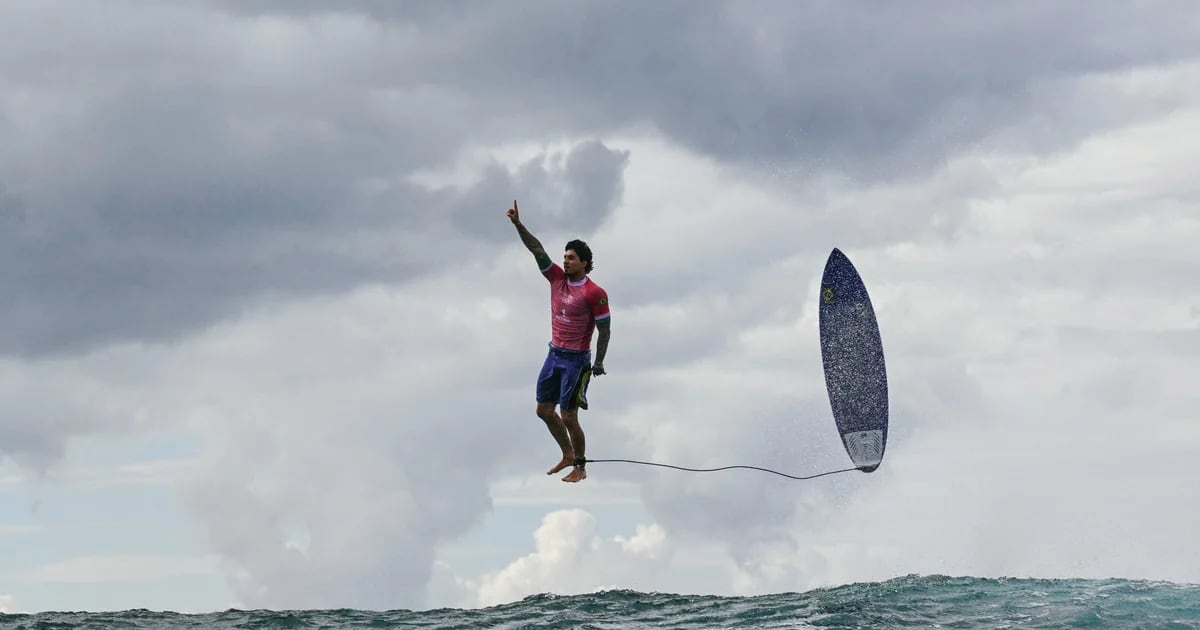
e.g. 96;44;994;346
510;200;550;267
591;361;606;376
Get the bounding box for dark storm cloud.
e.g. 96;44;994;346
4;0;1197;357
202;0;1200;172
448;140;630;243
0;0;628;356
1;130;627;357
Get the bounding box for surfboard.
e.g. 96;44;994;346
818;248;889;473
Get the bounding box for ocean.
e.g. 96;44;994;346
1;575;1196;629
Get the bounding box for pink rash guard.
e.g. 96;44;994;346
541;262;610;352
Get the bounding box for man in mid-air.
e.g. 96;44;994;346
507;200;611;483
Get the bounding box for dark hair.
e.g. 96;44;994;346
565;239;594;274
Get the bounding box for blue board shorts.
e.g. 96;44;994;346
536;344;592;410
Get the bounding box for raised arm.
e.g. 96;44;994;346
506;200;552;270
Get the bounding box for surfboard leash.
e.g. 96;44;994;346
582;458;862;480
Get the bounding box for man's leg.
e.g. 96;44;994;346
559;357;590;483
536;351;575;474
560;406;587;482
538;402;575;474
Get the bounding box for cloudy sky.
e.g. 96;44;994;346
2;0;1199;614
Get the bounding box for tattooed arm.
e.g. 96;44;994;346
506;199;552;270
592;317;610;375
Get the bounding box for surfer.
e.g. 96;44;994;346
507;199;611;483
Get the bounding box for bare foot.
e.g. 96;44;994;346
547;456;573;475
562;466;587;483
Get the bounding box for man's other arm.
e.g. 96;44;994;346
593;317;610;375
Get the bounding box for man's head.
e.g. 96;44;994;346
564;239;594;277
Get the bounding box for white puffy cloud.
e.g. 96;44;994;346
462;509;672;607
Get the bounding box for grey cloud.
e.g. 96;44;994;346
213;1;1200;176
183;453;494;610
0;367;137;473
559;141;630;233
6;0;1196;359
1;34;626;357
1;5;456;356
0;408;69;473
448;140;629;243
175;356;517;610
